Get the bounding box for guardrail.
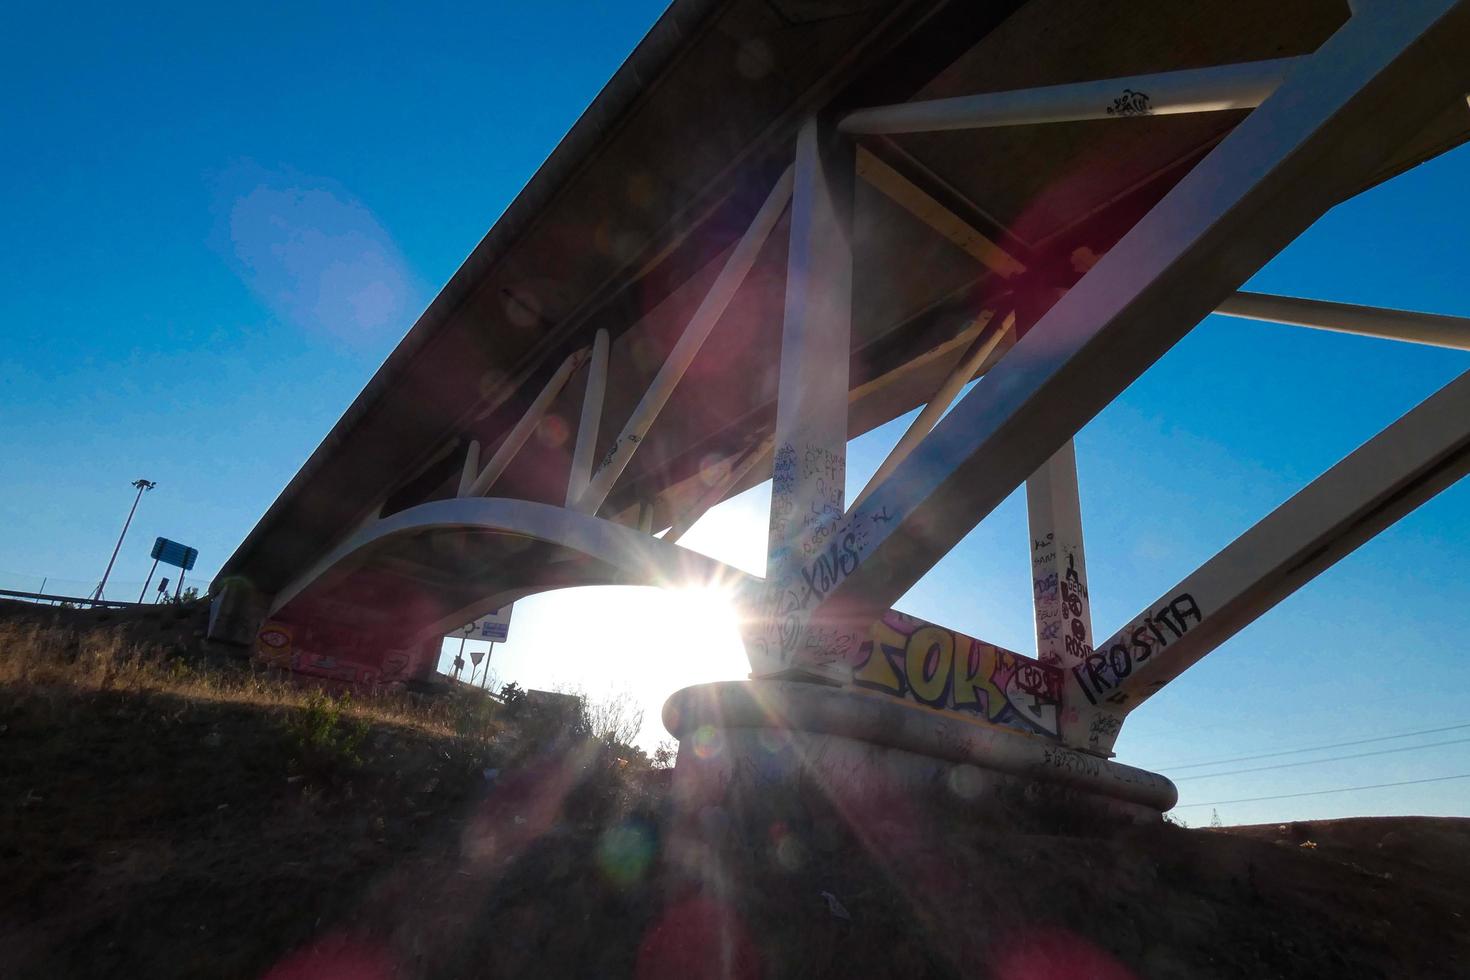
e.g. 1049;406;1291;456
0;589;154;610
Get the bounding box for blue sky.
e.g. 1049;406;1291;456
3;2;1467;826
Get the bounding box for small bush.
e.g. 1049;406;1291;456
288;689;369;768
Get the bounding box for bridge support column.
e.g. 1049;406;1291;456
752;115;856;679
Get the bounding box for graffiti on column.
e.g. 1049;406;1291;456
1031;532;1093;668
757;440;862;671
850;610;1064;737
1034;531;1093;669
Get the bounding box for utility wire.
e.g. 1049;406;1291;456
1133;686;1469;744
1174;772;1470;808
1173;736;1470;781
1158;721;1470;771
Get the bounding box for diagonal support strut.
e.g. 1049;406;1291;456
1078;367;1470;755
775;0;1470;671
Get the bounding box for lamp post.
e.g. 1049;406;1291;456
92;479;155;603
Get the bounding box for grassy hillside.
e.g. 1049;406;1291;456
1;600;1466;978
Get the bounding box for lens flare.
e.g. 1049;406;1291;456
597;820;657;888
692;724;723;759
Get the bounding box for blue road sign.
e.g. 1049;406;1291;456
150;537;198;571
449;606;513;643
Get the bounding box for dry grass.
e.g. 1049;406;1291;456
0;601;659;979
0;617;498;743
5;601;1469;979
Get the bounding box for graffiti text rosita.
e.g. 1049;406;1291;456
1071;592;1203;705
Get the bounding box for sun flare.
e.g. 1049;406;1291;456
658;584;745;647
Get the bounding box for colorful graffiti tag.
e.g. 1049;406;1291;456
253;620;422;688
255;621;294;668
850;611;1064;737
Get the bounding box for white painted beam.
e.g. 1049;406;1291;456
840;57;1299;136
575;166;794;516
1218;291;1470;351
855;148;1025;278
1078;368;1470;754
751;118;855;678
851;311;1011;509
566;328;610;506
457;440;481;498
1027;440;1114;751
786;1;1470;660
465;349;588;498
1027;440;1093;672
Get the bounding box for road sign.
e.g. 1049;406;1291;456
474;606;513;642
452;606;513;643
448;606;513;643
150;537;198;571
469;648;485;666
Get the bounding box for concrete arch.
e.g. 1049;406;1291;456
271;496;757;647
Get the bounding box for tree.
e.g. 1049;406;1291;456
584;689;644;748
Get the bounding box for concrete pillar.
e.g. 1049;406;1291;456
206;576;271;648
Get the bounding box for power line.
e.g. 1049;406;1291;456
1173;736;1470;781
1131;687;1470;745
1158;721;1470;771
1174;772;1470;808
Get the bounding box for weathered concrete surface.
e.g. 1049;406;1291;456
663;680;1176;817
205;576;271;648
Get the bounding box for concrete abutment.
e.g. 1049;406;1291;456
662;680;1176;829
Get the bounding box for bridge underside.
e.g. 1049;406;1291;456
250;498;750;687
217;1;1470;788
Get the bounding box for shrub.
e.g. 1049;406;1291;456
288;689;369;768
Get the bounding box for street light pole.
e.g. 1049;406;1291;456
92;479;155;603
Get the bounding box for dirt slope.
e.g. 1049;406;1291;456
1;601;1466;979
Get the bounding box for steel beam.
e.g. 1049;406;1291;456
576;166;794;516
752;117;855;678
465;348;588;498
855;147;1025;278
1079;368;1470;755
778;1;1470;669
840;57;1300;136
851;311;1011;509
1217;290;1470;351
1026;440;1110;750
1027;440;1093;671
457;440;481;498
566;328;610;506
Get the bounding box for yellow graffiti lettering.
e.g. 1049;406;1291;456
954;640;1006;719
905;626;953;706
853;620;905;694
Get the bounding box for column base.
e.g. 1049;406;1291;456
662;680;1176;822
